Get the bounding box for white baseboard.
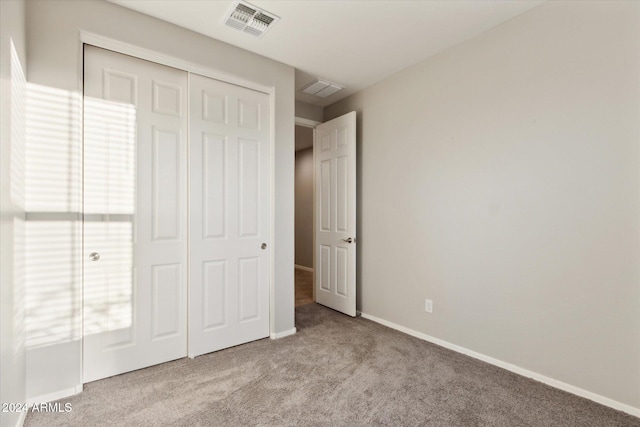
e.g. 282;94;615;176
27;384;83;406
294;264;313;273
270;327;297;339
360;312;640;418
16;410;27;427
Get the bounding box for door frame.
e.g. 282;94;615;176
79;31;277;383
294;117;320;302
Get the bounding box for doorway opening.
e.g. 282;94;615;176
294;119;317;307
293;112;357;316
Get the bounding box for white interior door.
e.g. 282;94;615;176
314;112;357;316
83;45;188;382
188;74;271;357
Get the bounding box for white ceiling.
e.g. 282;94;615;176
108;0;543;107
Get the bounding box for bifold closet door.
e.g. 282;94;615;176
83;45;188;382
188;74;271;357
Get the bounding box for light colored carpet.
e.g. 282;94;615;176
25;304;639;426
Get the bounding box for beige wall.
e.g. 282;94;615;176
295;124;314;151
0;1;27;425
295;146;314;268
325;0;640;410
25;0;295;400
295;100;323;122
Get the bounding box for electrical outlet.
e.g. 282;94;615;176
425;298;433;313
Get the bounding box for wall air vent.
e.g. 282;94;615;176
301;79;343;98
224;1;280;38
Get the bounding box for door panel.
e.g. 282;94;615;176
151;263;181;339
239;138;260;237
152;128;181;240
314;112;357;316
83;45;188;383
320;160;331;231
337;156;348;232
189;74;270;358
239;257;260;321
320;245;331;291
202;134;227;239
152;81;183;116
203;260;227;330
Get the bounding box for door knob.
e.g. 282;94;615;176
341;237;354;244
261;243;267;250
89;252;101;261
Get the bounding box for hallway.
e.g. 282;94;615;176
295;268;313;307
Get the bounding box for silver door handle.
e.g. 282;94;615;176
341;237;354;244
89;252;101;261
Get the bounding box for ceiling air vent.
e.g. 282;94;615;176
301;79;343;98
224;1;279;38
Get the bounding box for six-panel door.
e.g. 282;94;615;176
83;45;189;382
314;112;357;317
188;74;271;357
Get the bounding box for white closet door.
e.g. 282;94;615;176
189;74;271;357
83;45;188;382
